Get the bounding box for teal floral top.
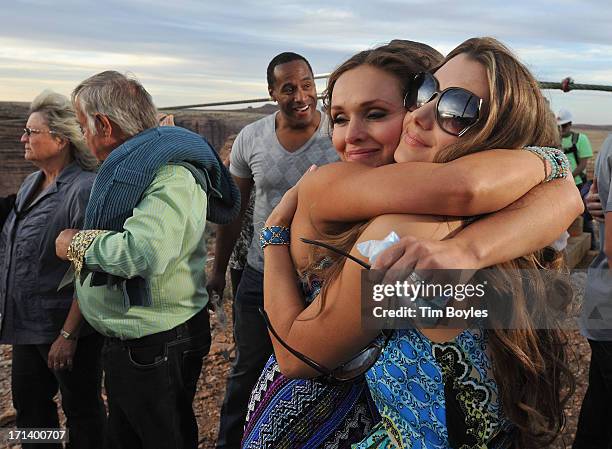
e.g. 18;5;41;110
354;329;514;449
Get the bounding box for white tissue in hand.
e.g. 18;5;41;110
356;231;400;264
550;231;570;252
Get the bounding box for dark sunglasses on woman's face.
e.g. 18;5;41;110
259;237;392;384
404;72;483;137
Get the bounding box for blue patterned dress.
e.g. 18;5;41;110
354;329;515;449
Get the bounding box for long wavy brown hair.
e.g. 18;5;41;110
306;37;574;448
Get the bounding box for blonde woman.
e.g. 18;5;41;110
0;91;104;449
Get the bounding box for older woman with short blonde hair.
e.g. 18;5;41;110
0;90;104;449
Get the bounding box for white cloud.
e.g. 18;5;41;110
2;0;612;124
0;38;185;70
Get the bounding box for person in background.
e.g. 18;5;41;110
558;108;596;246
217;133;255;297
0;90;104;449
574;133;612;449
558;108;593;188
55;70;239;449
210;52;339;449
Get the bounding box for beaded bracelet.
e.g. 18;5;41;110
524;146;570;182
260;226;290;250
551;149;571;179
524;146;554;181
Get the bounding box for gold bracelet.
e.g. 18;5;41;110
67;230;107;276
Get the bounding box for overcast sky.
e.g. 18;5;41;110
3;0;612;125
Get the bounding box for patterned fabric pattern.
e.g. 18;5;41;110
356;329;511;449
67;229;108;277
243;356;378;449
242;266;379;448
229;191;255;271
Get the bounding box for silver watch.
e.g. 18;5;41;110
60;329;75;340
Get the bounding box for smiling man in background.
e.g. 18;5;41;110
209;52;338;449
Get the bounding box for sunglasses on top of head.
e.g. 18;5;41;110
259;237;392;385
403;72;483;137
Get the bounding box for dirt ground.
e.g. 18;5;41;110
0;253;598;448
0;297;235;449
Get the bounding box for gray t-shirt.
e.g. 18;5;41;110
581;134;612;340
230;111;339;272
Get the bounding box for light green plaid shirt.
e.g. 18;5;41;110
76;165;209;340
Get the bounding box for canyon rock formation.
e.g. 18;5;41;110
0;102;275;195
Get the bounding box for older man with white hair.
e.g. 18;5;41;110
55;71;239;449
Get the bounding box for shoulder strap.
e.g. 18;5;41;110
569;132;587;183
571;132;579;147
564;132;579;158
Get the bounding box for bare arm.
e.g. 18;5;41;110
372;175;583;275
574;157;588;178
61;298;85;337
303;149;547;225
454;175;583;268
207;175;253;296
267;178;582;377
264;188;377;377
47;299;83;371
264;226;379;378
265;208;456;378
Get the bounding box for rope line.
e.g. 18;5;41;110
0;77;610;123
